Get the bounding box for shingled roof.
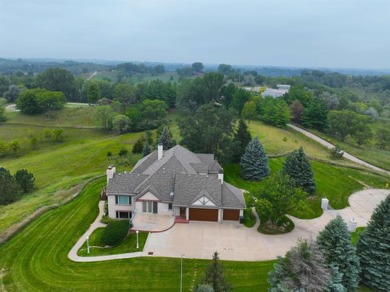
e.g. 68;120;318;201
106;145;244;209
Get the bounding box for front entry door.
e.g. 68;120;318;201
180;207;186;217
153;202;158;214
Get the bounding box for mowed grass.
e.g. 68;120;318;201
77;229;149;256
248;120;330;159
224;158;389;219
0;127;143;235
0;178;274;291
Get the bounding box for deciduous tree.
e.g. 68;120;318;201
301;98;328;131
0;106;6;122
179;103;234;159
14;169;35;193
0;167;20;205
112;115;130;134
290;99;304;123
376;128;390;149
35;67;76;101
191;62;204;73
254;174;305;225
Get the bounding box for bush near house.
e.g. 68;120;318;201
102;220;131;246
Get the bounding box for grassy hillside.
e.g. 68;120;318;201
0;178;274;291
4;105;99;128
0;107;145;236
308;119;390;171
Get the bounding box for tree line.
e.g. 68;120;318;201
0;167;35;205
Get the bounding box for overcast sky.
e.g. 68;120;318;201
1;0;389;69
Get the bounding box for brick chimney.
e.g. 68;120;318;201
158;144;163;160
106;165;116;184
218;172;224;184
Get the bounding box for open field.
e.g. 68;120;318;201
224;159;389;219
4;106;100;128
0;178;274;291
307;118;390;171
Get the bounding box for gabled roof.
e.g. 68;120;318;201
106;173;148;194
173;174;222;207
222;183;246;209
106;144;245;210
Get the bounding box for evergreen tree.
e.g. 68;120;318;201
232;119;251;163
132;138;144;154
317;216;360;291
14;169;35;193
198;252;231;292
194;284;214;292
157;126;174;150
281;147;316;194
142;143;152;157
269;239;331;292
357;195;390;291
240;136;269;181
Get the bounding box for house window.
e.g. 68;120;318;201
142;201;158;214
115;195;132;205
116;211;132;219
168;203;173;210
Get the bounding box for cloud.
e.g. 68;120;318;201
0;0;389;69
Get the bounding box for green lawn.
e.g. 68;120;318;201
224;159;389;219
0;128;143;236
351;227;365;245
77;228;149;256
247;121;350;164
0;178;275;291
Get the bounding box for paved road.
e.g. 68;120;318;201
68;189;389;262
288;124;390;175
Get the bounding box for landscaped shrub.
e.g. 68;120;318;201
243;208;256;228
102;220;131;246
118;147;128;157
330;144;344;159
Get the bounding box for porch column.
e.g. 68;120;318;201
218;209;223;223
186;208;189;221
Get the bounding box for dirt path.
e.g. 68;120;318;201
288;124;390;175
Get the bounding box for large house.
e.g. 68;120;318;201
105;145;246;222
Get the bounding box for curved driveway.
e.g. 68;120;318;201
69;189;388;262
288;124;390;175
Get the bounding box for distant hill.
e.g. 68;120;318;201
0;58;389;77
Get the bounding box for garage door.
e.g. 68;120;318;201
223;209;240;221
189;208;218;221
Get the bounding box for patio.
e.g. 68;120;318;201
131;213;175;232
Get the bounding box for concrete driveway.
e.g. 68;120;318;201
144;189;389;261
